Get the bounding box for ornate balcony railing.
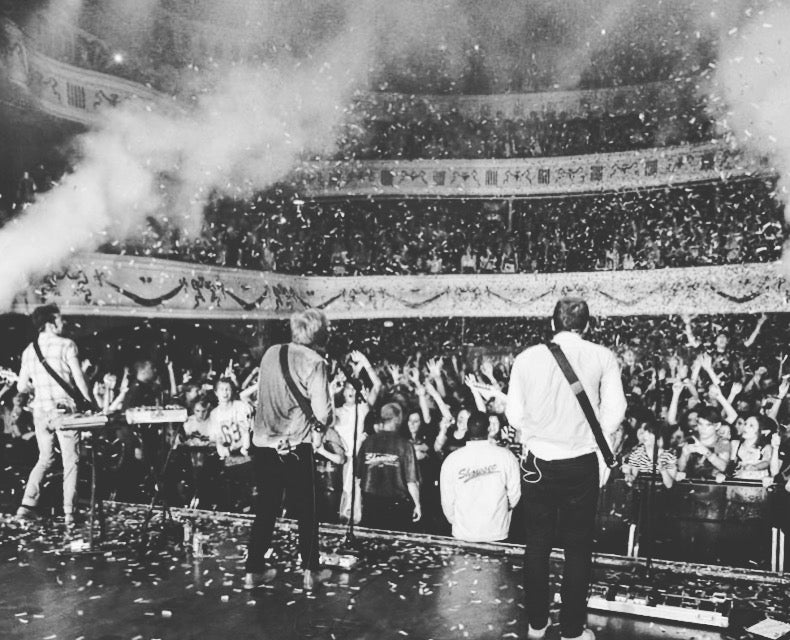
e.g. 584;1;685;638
295;142;769;197
4;13;703;134
1;18;165;127
13;253;789;320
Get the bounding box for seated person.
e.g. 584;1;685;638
439;411;521;542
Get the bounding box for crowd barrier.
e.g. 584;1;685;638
594;477;785;572
2;434;786;574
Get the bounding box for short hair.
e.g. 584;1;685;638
552;297;589;333
134;360;154;375
215;376;236;393
31;304;60;333
380;402;403;429
697;405;722;424
466;410;489;440
290;309;329;348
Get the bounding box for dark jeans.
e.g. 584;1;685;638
522;452;598;638
361;494;413;532
246;443;320;573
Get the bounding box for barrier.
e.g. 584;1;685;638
594;477;782;571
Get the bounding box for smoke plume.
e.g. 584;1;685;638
713;0;790;272
0;1;373;309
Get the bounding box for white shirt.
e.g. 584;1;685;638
335;403;368;455
209;400;252;461
505;331;627;461
440;440;521;542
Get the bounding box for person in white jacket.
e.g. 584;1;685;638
440;411;521;542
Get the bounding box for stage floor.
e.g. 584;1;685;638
0;504;787;640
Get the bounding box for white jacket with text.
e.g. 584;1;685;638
440;440;522;542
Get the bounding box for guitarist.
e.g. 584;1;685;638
506;297;626;640
16;304;94;527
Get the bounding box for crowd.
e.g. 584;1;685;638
2;310;789;542
103;178;784;276
4;168;781;277
332;98;713;161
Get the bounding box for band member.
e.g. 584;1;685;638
506;298;626;640
15;304;93;527
245;309;334;591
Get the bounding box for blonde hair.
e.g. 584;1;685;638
290;309;329;348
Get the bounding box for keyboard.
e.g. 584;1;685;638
58;413;110;430
125;406;188;424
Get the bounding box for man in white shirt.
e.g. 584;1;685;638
16;304;94;528
506;298;626;640
440;411;521;542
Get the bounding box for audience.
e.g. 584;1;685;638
2;309;790;539
92;178;785;276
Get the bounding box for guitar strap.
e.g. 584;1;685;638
546;342;617;469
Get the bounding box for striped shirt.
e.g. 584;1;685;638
17;333;79;413
625;444;677;473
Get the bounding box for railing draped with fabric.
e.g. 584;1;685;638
295;142;769;197
0;18;166;127
11;253;790;320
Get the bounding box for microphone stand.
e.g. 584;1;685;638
641;431;661;576
343;381;364;548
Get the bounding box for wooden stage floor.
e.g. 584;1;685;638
0;503;787;640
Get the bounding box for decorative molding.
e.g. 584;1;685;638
4;16;700;132
294;142;770;197
1;18;168;127
12;253;790;320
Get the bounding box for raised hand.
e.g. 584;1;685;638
464;373;479;388
119;369;130;395
387;364;403;385
103;372;118;390
427;357;443;378
330;371;345;395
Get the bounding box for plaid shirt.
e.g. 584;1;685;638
18;332;79;413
